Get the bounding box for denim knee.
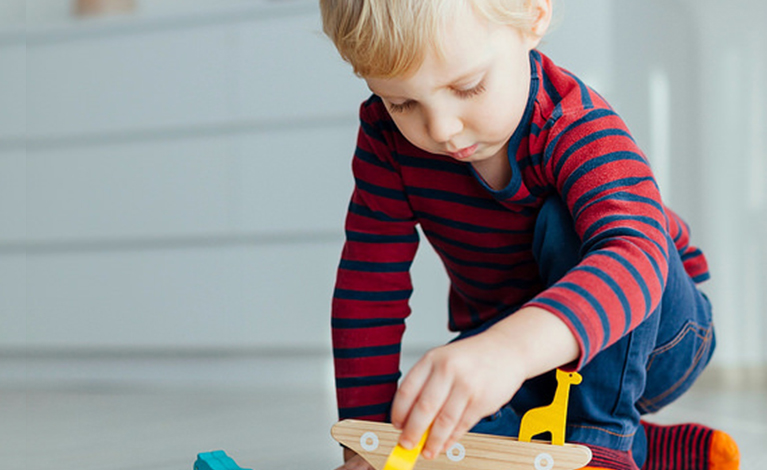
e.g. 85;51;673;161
637;265;716;413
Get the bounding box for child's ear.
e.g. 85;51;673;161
527;0;553;46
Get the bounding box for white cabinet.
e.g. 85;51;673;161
1;3;394;350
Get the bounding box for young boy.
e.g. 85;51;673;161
320;1;740;469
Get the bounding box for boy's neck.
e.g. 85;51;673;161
471;146;512;190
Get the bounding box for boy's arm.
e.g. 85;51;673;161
525;106;672;369
333;97;419;423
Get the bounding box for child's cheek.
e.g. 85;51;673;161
397;116;432;152
474;101;509;137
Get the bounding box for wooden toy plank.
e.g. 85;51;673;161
332;419;592;470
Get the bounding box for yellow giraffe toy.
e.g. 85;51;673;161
519;369;582;446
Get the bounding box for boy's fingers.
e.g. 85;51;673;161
421;386;470;459
391;353;434;430
397;372;450;449
390;357;433;428
443;406;477;454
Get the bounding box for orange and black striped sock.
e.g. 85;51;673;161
576;444;639;470
640;421;740;470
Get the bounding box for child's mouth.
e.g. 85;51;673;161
448;144;478;160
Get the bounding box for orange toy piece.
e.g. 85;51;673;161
519;369;583;446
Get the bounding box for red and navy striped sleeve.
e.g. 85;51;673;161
524;95;671;368
332;98;419;421
520;52;709;368
666;206;709;283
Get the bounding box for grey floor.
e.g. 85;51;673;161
3;355;766;469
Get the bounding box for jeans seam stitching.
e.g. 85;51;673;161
645;321;707;370
638;326;713;411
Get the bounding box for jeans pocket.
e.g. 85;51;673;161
637;320;715;413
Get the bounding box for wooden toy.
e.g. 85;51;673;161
331;369;591;470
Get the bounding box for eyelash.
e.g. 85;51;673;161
455;82;486;99
387;82;487;113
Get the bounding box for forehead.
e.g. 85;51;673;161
366;6;498;94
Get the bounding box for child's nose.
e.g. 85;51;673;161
426;111;463;144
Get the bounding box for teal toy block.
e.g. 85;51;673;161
194;450;252;470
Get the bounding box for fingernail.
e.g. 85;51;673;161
400;439;413;449
422;449;434;459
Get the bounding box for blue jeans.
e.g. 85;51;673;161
467;197;715;467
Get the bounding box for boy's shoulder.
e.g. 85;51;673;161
534;50;617;118
529;52;641;166
357;94;411;152
359;94;390;124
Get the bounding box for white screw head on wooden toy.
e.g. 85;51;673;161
446;443;466;462
534;452;555;470
361;432;380;452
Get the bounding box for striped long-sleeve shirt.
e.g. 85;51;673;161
332;50;708;422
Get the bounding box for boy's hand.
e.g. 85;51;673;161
390;328;527;460
333;447;374;470
390;306;580;461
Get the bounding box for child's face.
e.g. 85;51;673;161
365;6;539;167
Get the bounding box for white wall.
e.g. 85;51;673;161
2;1;765;366
3;0;267;25
682;0;767;368
2;0;454;353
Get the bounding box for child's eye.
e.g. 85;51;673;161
388;100;416;113
454;82;486;99
384;82;485;114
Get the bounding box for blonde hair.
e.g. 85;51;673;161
319;0;545;78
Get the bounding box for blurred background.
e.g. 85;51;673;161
1;0;765;468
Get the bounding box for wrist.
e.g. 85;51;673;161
483;305;580;380
481;325;533;380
